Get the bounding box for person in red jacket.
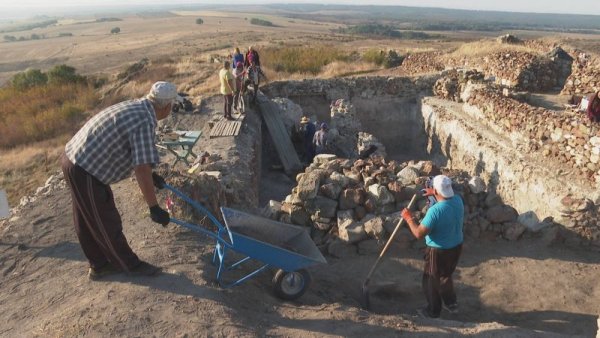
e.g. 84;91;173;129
587;91;600;122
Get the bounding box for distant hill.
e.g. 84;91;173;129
264;4;600;33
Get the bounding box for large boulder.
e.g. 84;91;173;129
305;196;338;219
367;183;395;206
397;166;419;185
296;169;326;200
327;171;349;189
363;216;386;239
339;188;366;210
320;183;342;200
485;204;519;224
337;209;368;243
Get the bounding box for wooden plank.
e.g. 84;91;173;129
233;122;241;136
257;97;302;174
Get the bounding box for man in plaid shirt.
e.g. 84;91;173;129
61;81;175;280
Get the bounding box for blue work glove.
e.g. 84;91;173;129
149;205;170;226
152;172;166;189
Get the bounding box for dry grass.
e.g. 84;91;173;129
449;39;540;58
0;137;67;205
0;83;97;149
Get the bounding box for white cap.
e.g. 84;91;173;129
433;175;454;198
148;81;177;101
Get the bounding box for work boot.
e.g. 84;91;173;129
88;263;122;281
416;306;439;319
443;302;459;314
128;261;161;277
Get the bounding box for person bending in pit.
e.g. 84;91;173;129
313;122;329;155
587;91;600;122
401;175;464;318
61;81;175;280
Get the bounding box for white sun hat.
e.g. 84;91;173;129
433;175;454;198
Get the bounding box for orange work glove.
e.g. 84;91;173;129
401;208;413;223
422;188;435;197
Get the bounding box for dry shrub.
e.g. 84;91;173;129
450;39;540;58
131;64;177;84
320;61;379;78
0;83;98;149
262;46;350;74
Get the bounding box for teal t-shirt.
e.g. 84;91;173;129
421;195;464;249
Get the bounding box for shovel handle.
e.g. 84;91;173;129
364;193;419;280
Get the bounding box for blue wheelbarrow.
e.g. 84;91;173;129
164;183;327;300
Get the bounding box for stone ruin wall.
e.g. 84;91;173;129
423;97;599;248
561;53;600;96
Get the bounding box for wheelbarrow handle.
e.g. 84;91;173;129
163;183;227;233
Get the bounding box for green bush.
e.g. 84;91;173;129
110;27;121;34
47;65;86;85
250;18;274;27
11;69;48;90
4;35;17;42
362;49;386;66
196;18;204;24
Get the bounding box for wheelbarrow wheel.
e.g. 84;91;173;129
272;269;311;300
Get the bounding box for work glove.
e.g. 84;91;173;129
400;208;413;224
421;188;435;197
152;172;166;189
149;205;170;226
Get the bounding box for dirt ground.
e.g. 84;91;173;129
1;98;599;337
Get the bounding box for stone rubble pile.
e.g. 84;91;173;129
9;172;66;220
433;69;485;102
442;41;572;92
264;155;570;257
398;52;445;75
561;53;600;95
465;86;600;181
496;34;523;44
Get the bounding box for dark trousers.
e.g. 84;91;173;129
422;244;462;317
61;154;140;272
223;94;233;118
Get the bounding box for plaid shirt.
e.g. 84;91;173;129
65;98;160;184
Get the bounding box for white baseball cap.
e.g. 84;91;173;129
433;175;454;198
149;81;177;101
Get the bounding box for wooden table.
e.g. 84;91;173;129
157;130;202;166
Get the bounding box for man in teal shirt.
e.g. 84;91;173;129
401;175;464;318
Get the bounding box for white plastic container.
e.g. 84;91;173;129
0;190;10;219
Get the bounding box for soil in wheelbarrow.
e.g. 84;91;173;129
2;177;599;337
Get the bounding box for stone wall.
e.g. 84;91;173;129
422;96;600;247
262;76;438;160
561;53;600;95
465;86;600;182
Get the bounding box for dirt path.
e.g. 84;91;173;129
3;180;595;337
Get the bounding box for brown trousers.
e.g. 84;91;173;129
223;94;233;118
422;244;462;317
61;154;140;271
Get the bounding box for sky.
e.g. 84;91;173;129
1;0;600;17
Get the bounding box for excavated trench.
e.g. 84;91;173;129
251;77;600;336
261;76;598;231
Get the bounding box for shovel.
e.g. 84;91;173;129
361;193;418;310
